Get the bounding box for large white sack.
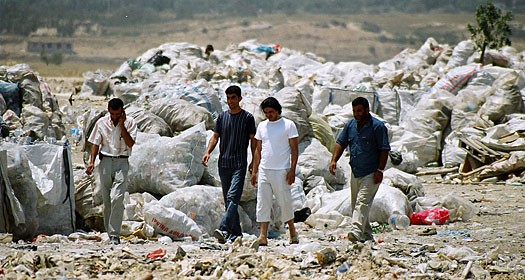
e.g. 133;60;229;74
297;138;348;187
477;71;525;123
441;133;467;168
128;123;206;195
397;89;424;123
308;113;336;152
112;82;142;104
376;88;400;125
150;98;214;132
159;185;224;236
275;87;313;142
153;79;222;118
389;126;440;167
382;168;425;202
450;109;487;131
369;184;412;224
20;105;50;139
143;200;202;241
446;40;476;68
311;86;330;115
431;64;479;95
12;143;75;236
126;105;173;137
304;183;411;225
80;70;111;96
337;61;375;89
400;89;454;137
1;144;39;241
290;178;306;212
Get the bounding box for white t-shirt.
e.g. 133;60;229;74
255;117;298;170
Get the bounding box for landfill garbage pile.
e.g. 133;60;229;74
1;38;525;279
0;64;67;142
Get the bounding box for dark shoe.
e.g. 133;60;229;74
347;232;359;243
294;207;312;223
227;235;241;244
213;229;227;244
109;236;120;245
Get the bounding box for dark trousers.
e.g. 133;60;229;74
218;165;246;238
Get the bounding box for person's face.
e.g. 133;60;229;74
226;93;241;110
352;104;369;123
263;107;280;122
109;107;123;123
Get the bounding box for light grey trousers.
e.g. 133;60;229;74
349;172;380;241
98;157;129;238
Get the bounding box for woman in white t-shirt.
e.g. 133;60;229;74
251;97;299;246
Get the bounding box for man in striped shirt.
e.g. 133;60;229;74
202;85;256;244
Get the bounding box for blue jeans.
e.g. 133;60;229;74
218;165;246;239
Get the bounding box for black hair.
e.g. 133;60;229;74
260;97;282;114
108;98;124;110
225;85;242;97
352;97;369;109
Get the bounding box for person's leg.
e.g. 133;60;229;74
349;172;359;217
286;219;298;244
217;167;233;237
224;166;246;241
259;222;269;245
349;173;379;241
256;168;272;244
269;169;296;241
98;157;113;235
107;158;129;240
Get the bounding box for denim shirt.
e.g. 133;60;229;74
336;115;390;178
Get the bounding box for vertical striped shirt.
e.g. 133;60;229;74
215;109;256;168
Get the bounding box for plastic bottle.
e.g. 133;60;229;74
388;213;410;230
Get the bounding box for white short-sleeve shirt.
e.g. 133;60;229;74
255;117;298;170
88;115;137;157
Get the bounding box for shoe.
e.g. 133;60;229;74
364;233;374;242
109;236;120;245
213;229;227;244
294;207;312;223
347;232;359;243
289;234;299;245
227;235;241;244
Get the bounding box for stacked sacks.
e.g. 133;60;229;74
70;37;525;240
0;64;66;140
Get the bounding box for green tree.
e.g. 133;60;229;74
467;1;513;63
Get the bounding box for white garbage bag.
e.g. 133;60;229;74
128;123;206;195
143;199;202;241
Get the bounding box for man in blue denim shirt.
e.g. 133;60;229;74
330;97;390;242
202;85;256;243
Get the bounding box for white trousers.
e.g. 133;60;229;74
256;168;294;223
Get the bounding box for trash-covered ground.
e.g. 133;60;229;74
2;38;525;279
1;84;523;280
0;173;523;279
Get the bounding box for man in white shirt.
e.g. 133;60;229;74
86;98;137;245
250;97;299;246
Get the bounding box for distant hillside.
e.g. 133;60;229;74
1;0;524;36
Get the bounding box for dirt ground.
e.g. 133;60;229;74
1;80;524;279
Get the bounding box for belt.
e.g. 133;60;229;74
99;153;128;159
